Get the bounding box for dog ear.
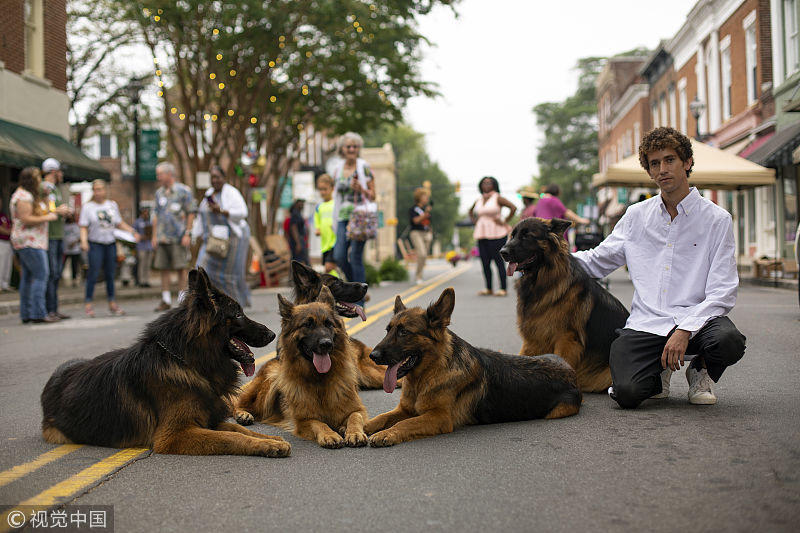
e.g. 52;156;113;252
549;218;572;236
291;260;318;289
427;287;455;329
277;294;294;320
317;285;336;310
394;295;406;314
188;268;215;309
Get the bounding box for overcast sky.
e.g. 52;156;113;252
405;0;700;212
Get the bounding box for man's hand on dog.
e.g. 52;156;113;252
662;329;690;371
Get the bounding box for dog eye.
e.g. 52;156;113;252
304;318;315;328
324;319;334;329
396;326;406;336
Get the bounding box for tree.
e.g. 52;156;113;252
362;123;459;246
112;0;458;239
532;57;605;210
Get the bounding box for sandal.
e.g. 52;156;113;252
478;289;493;296
494;289;508;297
109;303;126;316
84;304;95;318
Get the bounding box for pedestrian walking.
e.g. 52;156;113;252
193;165;251;307
0;198;12;291
151;162;196;311
533;184;590;237
518;186;539;219
11;167;69;323
287;199;309;265
41;158;72;320
133;206;153;287
409;187;433;284
79;180;139;317
332;132;375;297
62;215;82;287
573;127;746;408
470;176;516;297
314;174;338;275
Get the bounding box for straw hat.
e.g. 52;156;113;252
518;186;539;200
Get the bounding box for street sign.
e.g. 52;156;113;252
139;129;160;181
279;176;293;208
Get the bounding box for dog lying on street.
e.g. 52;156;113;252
365;288;581;447
40;268;290;457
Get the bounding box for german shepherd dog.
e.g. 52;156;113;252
236;286;368;448
499;217;629;392
40;268;291;457
364;288;581;447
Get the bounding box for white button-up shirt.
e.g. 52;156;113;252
573;187;738;336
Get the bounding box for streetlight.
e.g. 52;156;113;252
689;95;706;141
125;78;145;218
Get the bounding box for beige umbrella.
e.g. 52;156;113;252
592;139;775;190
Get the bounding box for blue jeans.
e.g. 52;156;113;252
46;239;64;314
16;247;49;321
86;242;117;302
333;220;366;285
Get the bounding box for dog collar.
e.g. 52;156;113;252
157;341;186;365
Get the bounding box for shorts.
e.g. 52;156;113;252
153;242;190;270
321;249;335;265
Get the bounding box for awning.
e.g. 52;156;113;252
745;121;800;168
0;119;109;181
592;138;775;190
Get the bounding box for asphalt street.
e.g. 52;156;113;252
0;259;798;532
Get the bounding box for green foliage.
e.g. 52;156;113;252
532;57;605;209
378;257;409;282
362;123;459;245
364;262;381;286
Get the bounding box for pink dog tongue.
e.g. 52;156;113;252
355;305;366;321
506;262;517;276
313;353;332;373
241;362;255;377
383;363;401;393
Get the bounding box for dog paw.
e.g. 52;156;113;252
318;433;344;449
368;430;398;448
363;419;383;435
234;410;254;426
259;440;291;458
344;431;368;447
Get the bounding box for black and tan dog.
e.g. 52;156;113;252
499;217;629;392
364;288;581;447
235;286;368;448
40;268;290;457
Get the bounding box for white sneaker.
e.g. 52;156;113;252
686;366;717;405
415;278;424;285
650;368;673;399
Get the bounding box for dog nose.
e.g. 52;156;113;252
265;329;276;345
499;247;511;260
369;350;380;362
358;283;368;291
318;338;333;352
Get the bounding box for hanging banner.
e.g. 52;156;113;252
139;129;160;181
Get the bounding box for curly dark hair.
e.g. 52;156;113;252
638;127;694;177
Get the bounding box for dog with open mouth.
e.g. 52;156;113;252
40;268;290;457
236;286;368;448
499;217;629;392
364;287;581;447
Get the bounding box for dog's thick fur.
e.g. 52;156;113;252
40;268;290;457
235;286;368;448
364;288;581;447
500;217;630;392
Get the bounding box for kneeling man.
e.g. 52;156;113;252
573;127;746;408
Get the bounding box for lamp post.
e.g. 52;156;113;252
125;79;144;218
689;96;706;141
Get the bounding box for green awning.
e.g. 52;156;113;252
0;119;110;181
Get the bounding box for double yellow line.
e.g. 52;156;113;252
0;263;471;529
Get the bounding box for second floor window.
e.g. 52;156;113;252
786;0;799;76
745;24;758;104
721;46;732;120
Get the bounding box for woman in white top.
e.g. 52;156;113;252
193;165;251;306
79;179;138;317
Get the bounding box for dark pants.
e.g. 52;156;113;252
85;242;117;303
46;239;64;314
477;237;507;291
64;254;82;281
609;316;746;409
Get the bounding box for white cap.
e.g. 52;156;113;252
42;158;61;173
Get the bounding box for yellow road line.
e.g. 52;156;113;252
253;263;471;366
0;448;149;533
0;445;83;488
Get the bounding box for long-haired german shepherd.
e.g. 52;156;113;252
364;288;581;447
499;217;629;392
40;268;291;457
236;286;368;448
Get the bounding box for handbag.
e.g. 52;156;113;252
206;224;230;259
346;193;378;241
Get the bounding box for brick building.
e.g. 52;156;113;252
0;0;108;209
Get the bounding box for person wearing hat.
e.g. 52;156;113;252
41;158;72;320
518;186;540;220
